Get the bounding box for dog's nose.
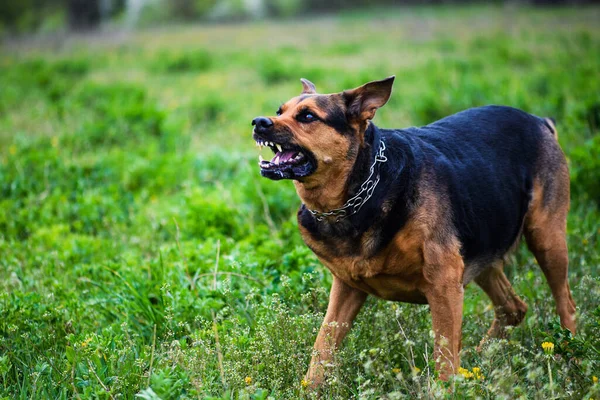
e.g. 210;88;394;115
252;116;273;131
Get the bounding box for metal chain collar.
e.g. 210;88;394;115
308;140;387;222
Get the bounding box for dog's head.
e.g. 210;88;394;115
252;76;395;184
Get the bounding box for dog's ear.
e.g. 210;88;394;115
300;78;317;94
343;76;395;121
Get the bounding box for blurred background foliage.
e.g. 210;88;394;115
1;0;600;35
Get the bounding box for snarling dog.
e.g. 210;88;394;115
251;77;576;385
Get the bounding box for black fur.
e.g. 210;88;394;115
314;97;353;136
299;105;552;274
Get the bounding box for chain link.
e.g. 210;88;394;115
308;140;387;222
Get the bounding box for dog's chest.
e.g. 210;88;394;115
299;222;428;303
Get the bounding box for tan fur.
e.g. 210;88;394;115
524;179;576;333
475;260;528;346
305;277;367;387
274;96;358;212
521;119;575;333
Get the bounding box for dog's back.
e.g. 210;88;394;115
386;105;568;276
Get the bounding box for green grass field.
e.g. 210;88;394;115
1;5;599;399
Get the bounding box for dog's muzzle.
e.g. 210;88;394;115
251;117;316;180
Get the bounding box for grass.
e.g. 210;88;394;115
1;5;600;399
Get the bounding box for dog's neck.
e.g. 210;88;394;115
294;123;381;216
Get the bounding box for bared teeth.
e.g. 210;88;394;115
256;139;308;171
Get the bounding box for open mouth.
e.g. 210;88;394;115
254;137;315;180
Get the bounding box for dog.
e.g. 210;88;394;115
251;76;576;386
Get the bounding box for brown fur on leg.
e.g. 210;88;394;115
305;276;368;387
525;177;576;334
421;244;465;380
525;224;576;333
475;261;528;348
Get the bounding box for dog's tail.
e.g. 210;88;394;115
543;117;558;140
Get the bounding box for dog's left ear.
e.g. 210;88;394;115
343;76;395;121
300;78;317;94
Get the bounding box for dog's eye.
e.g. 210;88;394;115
297;111;316;123
276;107;282;116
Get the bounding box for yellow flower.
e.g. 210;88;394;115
244;376;252;385
583;238;589;245
472;367;484;380
542;341;555;355
459;367;474;379
392;368;401;374
593;375;598;384
412;366;421;374
301;379;310;388
9;145;17;155
81;337;93;348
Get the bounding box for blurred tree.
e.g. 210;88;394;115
0;0;63;33
166;0;217;20
67;0;101;30
67;0;125;30
0;0;125;34
264;0;302;17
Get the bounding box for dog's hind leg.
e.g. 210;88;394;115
524;176;576;334
525;225;576;333
475;260;528;346
524;200;576;333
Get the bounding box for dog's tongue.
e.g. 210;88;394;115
273;150;297;164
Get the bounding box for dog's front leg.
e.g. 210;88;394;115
305;276;367;387
422;257;465;381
